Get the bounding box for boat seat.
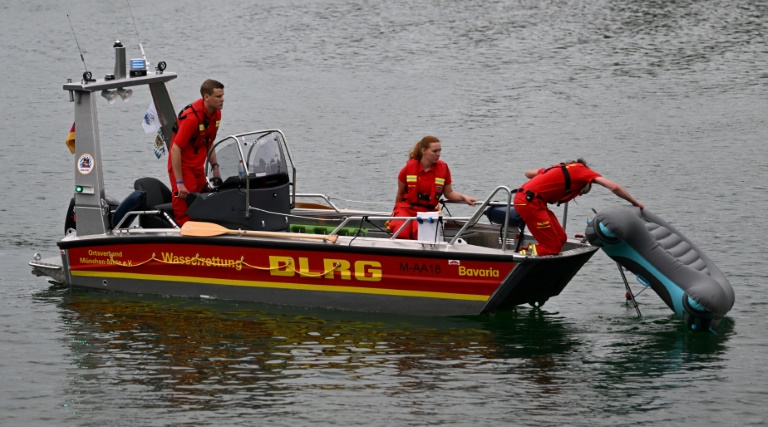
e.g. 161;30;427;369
111;190;146;228
133;177;175;228
484;205;525;228
484;205;527;251
64;195;121;234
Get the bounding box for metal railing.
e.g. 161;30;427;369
325;185;519;251
449;186;516;251
108;186;527;252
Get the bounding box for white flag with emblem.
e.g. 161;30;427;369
154;129;167;158
141;102;161;134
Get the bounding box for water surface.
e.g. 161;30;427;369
1;0;767;425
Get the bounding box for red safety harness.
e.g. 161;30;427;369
520;162;583;206
172;103;212;154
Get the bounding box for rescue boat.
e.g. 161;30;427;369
29;40;599;316
585;205;735;331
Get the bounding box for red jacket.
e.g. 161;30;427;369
523;163;601;204
167;98;221;176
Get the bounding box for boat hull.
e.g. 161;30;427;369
52;234;598;316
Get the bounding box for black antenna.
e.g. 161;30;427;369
67;14;88;72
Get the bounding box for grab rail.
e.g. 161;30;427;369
327;215;474;240
111;209;178;230
109;186;523;250
293;193;343;212
325;185;519;250
449;185;516;251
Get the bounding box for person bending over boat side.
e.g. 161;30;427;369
514;158;644;256
168;79;224;226
388;136;477;240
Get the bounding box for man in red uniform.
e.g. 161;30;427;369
168;79;224;225
514;159;644;255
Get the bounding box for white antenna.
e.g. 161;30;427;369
67;14;88;72
126;0;149;68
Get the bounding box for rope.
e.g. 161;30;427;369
328;197;390;207
107;252;342;277
248;205;345;222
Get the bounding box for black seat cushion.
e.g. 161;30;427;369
485;205;525;228
134;177;172;207
111;190;146;227
133;177;175;228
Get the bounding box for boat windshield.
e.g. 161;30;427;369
208;130;289;181
246;132;287;177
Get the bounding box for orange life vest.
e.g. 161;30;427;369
402;159;448;210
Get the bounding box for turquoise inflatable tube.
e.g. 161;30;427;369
585;205;735;332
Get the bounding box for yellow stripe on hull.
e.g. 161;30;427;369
71;270;490;302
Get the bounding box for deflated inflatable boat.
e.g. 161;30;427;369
585;205;735;332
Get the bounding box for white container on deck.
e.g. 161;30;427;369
417;211;444;243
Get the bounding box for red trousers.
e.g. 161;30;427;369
513;192;566;256
169;171;207;226
388;205;421;239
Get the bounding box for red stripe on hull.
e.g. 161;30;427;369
68;243;515;297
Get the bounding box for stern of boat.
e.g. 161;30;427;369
29;253;68;285
481;245;599;313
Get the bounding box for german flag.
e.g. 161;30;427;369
66;123;75;154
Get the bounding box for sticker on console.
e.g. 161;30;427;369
77;153;94;175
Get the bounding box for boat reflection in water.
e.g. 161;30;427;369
55;287;583;410
49;286;732;422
